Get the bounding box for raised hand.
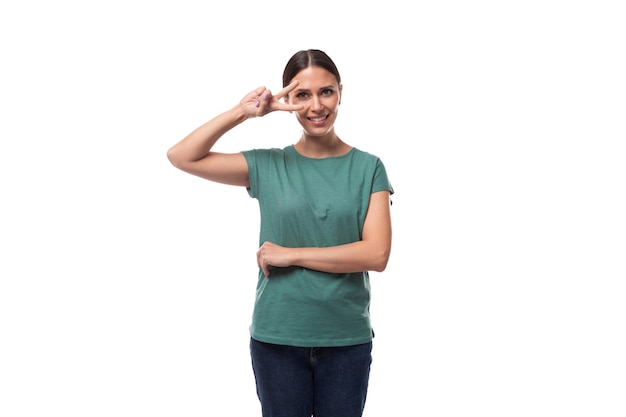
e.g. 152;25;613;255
240;80;304;119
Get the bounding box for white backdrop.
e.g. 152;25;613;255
1;1;625;416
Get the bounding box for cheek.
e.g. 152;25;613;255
326;97;340;110
329;102;340;115
294;112;307;124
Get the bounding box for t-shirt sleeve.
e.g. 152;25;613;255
242;149;259;199
372;158;394;195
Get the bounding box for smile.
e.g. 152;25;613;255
308;115;328;123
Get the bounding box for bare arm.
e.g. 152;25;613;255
166;81;304;186
256;190;393;277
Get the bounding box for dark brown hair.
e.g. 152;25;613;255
282;49;342;88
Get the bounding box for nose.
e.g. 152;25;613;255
311;95;324;111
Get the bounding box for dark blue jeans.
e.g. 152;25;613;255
250;338;372;417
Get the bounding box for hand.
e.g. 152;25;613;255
240;80;304;119
256;241;292;277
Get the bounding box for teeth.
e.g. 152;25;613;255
310;116;326;122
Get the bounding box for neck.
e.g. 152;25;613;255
295;130;350;158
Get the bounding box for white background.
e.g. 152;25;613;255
1;1;625;416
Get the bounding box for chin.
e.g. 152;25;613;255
303;127;333;137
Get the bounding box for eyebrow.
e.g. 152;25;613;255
294;85;336;93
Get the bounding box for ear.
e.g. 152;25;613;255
338;84;343;105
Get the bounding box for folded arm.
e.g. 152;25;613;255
256;190;392;277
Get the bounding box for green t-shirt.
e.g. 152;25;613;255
243;145;393;347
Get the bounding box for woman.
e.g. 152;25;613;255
167;49;393;417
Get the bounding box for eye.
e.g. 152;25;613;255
321;88;334;96
296;92;310;99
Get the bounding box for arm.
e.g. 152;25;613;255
166;81;304;186
166;106;250;186
256;190;392;277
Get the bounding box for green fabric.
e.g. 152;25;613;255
243;145;393;347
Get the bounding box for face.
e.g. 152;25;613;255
287;66;342;137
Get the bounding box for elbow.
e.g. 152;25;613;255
166;147;178;166
369;248;391;273
166;147;185;170
371;261;389;273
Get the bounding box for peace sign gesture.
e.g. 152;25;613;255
240;80;304;119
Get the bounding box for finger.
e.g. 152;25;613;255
251;86;267;107
274;80;300;100
262;263;271;278
275;102;304;112
256;92;270;111
254;91;265;108
257;247;269;277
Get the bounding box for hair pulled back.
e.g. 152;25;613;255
282;49;342;88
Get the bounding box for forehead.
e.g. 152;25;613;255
292;66;339;89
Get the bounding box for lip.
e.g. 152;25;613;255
307;114;328;125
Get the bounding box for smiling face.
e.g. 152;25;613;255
287;66;342;138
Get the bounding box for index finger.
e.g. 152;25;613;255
273;80;300;100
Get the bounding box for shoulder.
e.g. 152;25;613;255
350;148;394;193
243;146;292;158
349;148;387;167
243;146;291;163
350;147;380;159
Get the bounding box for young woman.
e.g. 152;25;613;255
167;49;393;417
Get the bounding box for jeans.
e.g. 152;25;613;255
250;338;372;417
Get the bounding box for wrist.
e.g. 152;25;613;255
229;104;249;124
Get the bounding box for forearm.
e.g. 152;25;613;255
167;105;247;165
257;191;393;277
289;240;391;274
